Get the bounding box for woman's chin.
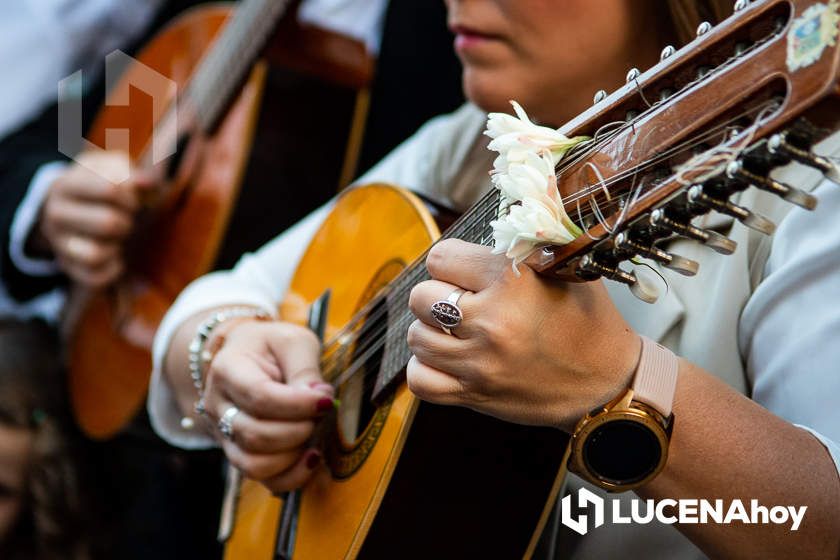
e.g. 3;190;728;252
461;69;520;115
461;68;561;124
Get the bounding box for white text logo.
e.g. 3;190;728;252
560;488;807;536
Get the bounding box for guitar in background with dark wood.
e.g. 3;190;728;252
225;0;840;557
67;0;375;439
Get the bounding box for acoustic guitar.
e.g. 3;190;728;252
67;0;375;439
226;0;840;557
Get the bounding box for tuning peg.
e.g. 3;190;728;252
660;45;676;61
687;185;776;235
593;89;608;104
767;133;840;183
696;21;713;36
734;0;750;11
650;208;737;254
614;232;699;276
726;160;818;210
626;68;641;83
578;254;659;303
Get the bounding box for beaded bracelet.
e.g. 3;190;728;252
181;306;272;430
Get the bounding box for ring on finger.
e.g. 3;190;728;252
430;288;469;336
65;234;89;260
218;405;241;441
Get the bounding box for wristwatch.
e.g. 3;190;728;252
568;336;679;492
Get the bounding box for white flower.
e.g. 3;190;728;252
484;101;588;268
491;150;558;204
491;196;582;268
486;100;587;172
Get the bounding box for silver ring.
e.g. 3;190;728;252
65;235;88;260
218;405;240;441
430;288;467;335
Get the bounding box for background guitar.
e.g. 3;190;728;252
67;0;376;439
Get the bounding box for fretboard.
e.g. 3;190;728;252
186;0;293;131
372;189;501;399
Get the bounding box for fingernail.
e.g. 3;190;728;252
308;381;335;395
305;451;322;470
316;397;335;413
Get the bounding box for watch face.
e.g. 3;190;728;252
583;419;662;485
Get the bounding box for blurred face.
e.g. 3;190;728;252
0;425;32;543
445;0;664;126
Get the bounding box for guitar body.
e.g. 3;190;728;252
68;5;267;438
225;184;569;559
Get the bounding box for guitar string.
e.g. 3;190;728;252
317;193;498;369
326;95;774;352
549;29;777;186
187;0;293;129
317;119;764;386
316;100;777;375
315;191;499;356
556;100;777;207
566;100;779;238
224;3;775;368
317;109;748;366
315;31;784;374
319;103;783;394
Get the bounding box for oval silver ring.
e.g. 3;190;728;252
430;288;467;335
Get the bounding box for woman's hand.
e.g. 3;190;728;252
201;319;334;494
35;151;154;288
407;238;640;432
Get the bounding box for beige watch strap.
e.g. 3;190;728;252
631;336;679;417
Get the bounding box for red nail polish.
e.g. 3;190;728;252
305;451;321;469
316;397;334;413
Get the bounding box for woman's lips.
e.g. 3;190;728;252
450;24;499;52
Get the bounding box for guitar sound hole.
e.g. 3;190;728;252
335;297;387;446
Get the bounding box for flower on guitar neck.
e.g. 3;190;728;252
484;101;588;268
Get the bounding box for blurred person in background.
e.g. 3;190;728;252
0;4;231;556
0;320;91;560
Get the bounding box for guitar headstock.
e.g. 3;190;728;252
528;0;840;302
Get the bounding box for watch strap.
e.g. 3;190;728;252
630;336;679;417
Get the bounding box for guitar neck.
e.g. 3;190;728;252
186;0;293;131
369;190;501;399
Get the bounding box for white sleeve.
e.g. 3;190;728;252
148;202;334;448
0;283;64;324
297;0;388;55
9;161;66;276
739;178;840;475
